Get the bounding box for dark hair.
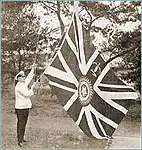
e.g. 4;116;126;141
17;74;22;78
15;74;25;86
14;75;21;86
14;80;18;86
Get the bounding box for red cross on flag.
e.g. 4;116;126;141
44;8;138;139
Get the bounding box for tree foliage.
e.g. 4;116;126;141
2;1;140;92
2;2;40;76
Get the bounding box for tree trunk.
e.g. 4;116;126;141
57;2;64;34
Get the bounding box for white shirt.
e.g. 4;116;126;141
15;69;35;109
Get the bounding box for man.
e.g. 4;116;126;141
15;65;36;147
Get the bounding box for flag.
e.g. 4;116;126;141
44;12;138;139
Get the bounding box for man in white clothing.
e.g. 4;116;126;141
15;65;36;147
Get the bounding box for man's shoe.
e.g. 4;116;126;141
18;142;23;147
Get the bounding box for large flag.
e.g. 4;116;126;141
44;11;138;139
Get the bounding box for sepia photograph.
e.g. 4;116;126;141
1;1;141;149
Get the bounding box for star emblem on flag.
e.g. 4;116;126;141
44;12;138;139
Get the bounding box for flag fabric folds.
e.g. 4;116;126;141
44;12;138;139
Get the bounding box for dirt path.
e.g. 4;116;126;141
3;113;140;148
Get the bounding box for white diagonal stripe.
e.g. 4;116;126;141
94;63;110;87
45;66;77;86
66;34;79;59
73;14;86;75
49;81;76;93
99;83;134;89
66;33;85;75
95;86;128;114
75;13;86;66
58;51;79;87
76;107;85;126
64;92;78;111
102;91;138;100
84;107;108;139
94;64;128;114
46;12;75;68
88;104;118;129
95;115;107;137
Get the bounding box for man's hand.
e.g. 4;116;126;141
31;82;39;94
31;63;37;69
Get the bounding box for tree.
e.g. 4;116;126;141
2;1;140;93
38;1;140;92
2;1;40;77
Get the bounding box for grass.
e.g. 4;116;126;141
3;125;108;148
